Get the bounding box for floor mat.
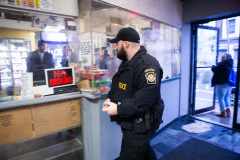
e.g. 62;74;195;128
159;137;240;160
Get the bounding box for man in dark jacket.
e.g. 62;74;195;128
211;53;233;117
102;27;164;160
60;46;69;67
27;40;55;81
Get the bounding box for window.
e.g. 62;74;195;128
229;19;235;33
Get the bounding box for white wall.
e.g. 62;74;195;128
0;19;41;31
160;79;181;128
179;22;191;116
100;0;182;28
183;0;240;22
0;0;79;17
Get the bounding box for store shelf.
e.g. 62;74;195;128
10;50;30;52
0;132;83;160
0;38;31;89
1;77;12;79
0;71;11;73
11;56;25;57
12;62;27;64
0;85;12;87
1;50;29;52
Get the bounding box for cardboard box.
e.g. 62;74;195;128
32;99;81;136
0;107;33;145
80;79;91;89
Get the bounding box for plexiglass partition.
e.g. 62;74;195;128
0;9;80;102
78;0;182;95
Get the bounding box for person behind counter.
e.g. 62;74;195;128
100;49;109;69
27;40;55;81
60;46;69;67
102;27;164;160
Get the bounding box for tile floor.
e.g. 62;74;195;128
150;118;240;160
193;106;234;127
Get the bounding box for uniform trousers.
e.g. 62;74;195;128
117;124;157;160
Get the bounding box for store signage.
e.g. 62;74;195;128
45;67;75;88
33;15;65;30
65;18;76;31
0;0;52;10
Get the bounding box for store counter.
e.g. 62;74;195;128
0;92;99;110
0;92;98;145
0;91;122;160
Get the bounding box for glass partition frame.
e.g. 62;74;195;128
78;0;182;95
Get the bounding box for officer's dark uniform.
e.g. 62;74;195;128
108;46;164;160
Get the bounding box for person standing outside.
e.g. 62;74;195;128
212;53;233;117
102;27;164;160
100;49;109;69
60;46;69;67
27;40;55;81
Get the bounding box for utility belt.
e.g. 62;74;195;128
133;109;159;133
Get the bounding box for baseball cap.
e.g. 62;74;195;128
108;27;140;43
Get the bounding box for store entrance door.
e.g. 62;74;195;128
233;37;240;130
191;16;240;130
192;25;219;115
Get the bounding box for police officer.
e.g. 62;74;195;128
102;27;164;160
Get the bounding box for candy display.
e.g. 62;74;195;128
33;80;46;87
78;67;111;94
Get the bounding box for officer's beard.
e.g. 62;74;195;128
117;45;128;61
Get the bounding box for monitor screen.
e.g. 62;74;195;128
45;67;75;88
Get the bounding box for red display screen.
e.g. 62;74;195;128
45;67;75;88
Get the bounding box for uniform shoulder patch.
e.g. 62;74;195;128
144;68;155;72
144;68;156;84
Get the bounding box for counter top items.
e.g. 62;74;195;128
0;92;100;110
77;68;111;94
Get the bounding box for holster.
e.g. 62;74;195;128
133;109;152;133
144;109;151;130
134;115;146;133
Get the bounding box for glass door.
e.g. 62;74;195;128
233;36;240;129
193;25;219;114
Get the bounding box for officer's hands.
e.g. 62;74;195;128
102;101;118;116
103;98;110;108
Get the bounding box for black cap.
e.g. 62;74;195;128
109;27;140;43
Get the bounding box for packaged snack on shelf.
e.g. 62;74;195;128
78;66;111;94
90;78;111;93
80;69;109;80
